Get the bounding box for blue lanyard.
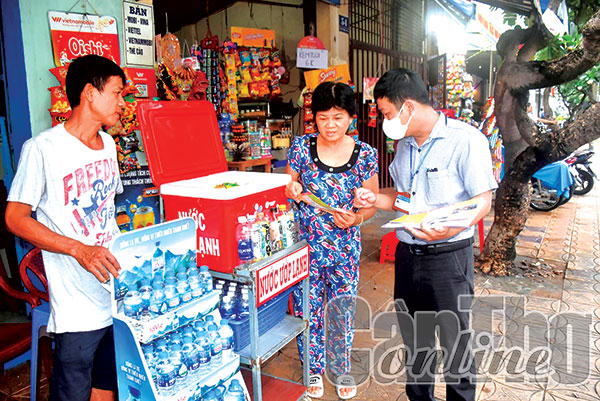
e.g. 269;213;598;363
409;141;435;188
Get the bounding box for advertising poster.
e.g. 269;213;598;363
231;27;276;48
48;11;120;66
125;67;157;98
123;1;155;66
304;64;351;90
115;165;160;232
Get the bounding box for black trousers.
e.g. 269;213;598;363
394;241;476;401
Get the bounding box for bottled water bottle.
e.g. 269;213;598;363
193;319;205;333
205;315;216;327
164;276;177;287
219;296;235;320
169;343;188;383
203;389;222;401
138;285;152;313
169;332;183;347
149;282;167;316
207;324;223;367
176;272;187;283
189;276;202;299
164;284;180;310
219;319;235;360
181;337;200;378
236;216;254;263
194;332;211;376
152;241;165;281
199;265;213;293
154;338;169;353
236;293;250;321
177;281;192;304
182;324;195;340
156;351;176;395
223;379;245;401
123;291;142;319
141;344;157;386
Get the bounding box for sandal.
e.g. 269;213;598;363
308;374;324;398
336;375;357;400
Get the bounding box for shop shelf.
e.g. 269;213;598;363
119;290;219;343
237;314;306;365
241;369;306;401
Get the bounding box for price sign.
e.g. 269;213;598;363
123;1;154;66
296;48;328;70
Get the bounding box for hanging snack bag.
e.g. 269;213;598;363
368;102;377;127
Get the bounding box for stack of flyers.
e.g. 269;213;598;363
299;192;352;215
382;198;484;229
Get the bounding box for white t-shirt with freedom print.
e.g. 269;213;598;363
8;123;123;333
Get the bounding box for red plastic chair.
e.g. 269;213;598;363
0;252;42;375
19;248;53;401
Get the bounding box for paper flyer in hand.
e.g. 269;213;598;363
382;198;484;229
300;192;352;215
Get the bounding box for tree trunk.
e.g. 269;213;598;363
477;9;600;275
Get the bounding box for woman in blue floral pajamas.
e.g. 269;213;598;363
285;82;379;399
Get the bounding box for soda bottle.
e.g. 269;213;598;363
249;215;265;262
152;241;165;281
219;319;235;360
236;216;254;263
156;351;176;395
269;207;283;253
256;211;272;257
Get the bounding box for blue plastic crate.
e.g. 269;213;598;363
228;286;295;352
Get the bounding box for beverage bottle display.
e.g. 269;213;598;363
152;241;165;281
194;331;212;375
269;207;283;252
169;342;188;382
125;385;141;401
236;216;254;263
181;337;201;378
223;379;246;401
156;351;176;395
219;319;235;360
200;265;213;294
207;324;223;367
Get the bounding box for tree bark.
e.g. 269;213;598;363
477;9;600;275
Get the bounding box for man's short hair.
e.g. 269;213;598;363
374;68;430;106
311;81;357;117
65;55;126;108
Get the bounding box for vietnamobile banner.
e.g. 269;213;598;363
304;64;351;90
256;245;309;306
48;11;120;67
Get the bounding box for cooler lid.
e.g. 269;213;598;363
137;101;227;186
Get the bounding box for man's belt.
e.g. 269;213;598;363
402;237;474;256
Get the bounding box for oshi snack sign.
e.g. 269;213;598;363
48;11;120;67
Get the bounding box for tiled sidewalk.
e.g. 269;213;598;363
261;183;600;400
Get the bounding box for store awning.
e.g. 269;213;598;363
474;0;536;16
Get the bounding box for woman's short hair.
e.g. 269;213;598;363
311;82;357;116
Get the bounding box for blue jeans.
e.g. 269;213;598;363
395;241;476;401
49;325;117;401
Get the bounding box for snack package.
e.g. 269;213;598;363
241;66;252;83
238;83;250;98
240;51;251;66
49;65;69;88
248;82;260;97
48;86;71;113
271;50;282;68
368;102;377;127
257;81;270;97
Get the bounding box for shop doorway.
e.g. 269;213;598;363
349;0;427;188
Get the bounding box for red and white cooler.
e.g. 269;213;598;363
137;101;291;273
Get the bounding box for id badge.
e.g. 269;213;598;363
393;192;411;214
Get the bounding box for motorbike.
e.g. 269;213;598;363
565;149;595;195
530;160;575;212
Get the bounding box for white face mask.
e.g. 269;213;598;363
382;103;413;140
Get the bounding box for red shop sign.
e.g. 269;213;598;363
48;11;120;67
